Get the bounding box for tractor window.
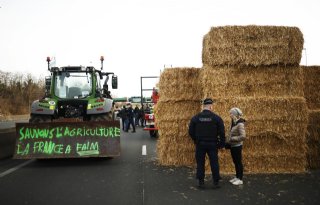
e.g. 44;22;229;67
54;72;92;99
96;73;101;90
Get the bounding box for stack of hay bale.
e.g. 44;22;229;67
202;26;308;173
155;68;202;166
302;66;320;169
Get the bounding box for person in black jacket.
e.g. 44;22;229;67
125;103;136;133
119;106;128;131
139;105;145;126
188;98;225;189
134;105;140;126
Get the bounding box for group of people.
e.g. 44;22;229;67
189;98;246;189
117;103;152;133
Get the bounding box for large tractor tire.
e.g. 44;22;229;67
90;112;113;121
149;125;158;138
29;115;52;123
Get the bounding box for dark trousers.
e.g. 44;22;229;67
135;114;139;126
126;118;135;132
195;142;220;183
121;118;127;130
140;118;145;126
230;145;243;180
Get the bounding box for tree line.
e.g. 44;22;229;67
0;70;45;116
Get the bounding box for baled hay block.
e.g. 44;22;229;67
156;120;192;139
157;150;195;167
158;67;202;101
207;152;307;174
157;138;194;153
245;133;307;155
209;96;308;123
211;97;308;138
243;155;307;173
306;109;320;169
202;65;304;98
154;100;201;122
202;25;303;67
307;109;320;142
246;120;307;138
157;133;195;167
156;120;186;137
302;66;320;109
307;142;320;169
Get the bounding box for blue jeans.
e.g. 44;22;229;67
195;141;220;183
122;118;128;130
126;118;135;132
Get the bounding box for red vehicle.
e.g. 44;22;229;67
143;87;159;137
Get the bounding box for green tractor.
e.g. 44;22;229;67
14;57;121;159
30;56;118;122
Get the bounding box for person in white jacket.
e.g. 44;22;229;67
227;107;246;185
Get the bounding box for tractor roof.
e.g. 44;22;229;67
50;66;96;72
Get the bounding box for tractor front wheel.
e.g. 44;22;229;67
29;115;52;123
89;113;113;121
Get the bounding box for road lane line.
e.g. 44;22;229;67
0;159;35;178
142;145;147;156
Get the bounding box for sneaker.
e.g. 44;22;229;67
232;179;243;185
229;177;238;183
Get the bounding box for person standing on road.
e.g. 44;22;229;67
139;105;145;127
227;107;246;186
119;105;128;131
145;104;151;114
188;98;225;189
126;103;136;133
134;105;140;126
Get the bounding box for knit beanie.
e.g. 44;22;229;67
230;107;243;117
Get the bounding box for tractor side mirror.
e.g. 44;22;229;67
112;76;118;89
45;76;51;92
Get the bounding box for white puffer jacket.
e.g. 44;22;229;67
227;118;246;147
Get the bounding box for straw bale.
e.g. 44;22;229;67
157;121;307;173
157;133;195;167
302;66;320;109
201;65;304;98
156;97;308;173
306;109;320;142
202;25;304;67
210;96;308;122
210;97;308;139
154;100;201;122
243;155;307;173
245;133;306;155
206;151;307;174
156;120;191;139
306;142;320;169
158;67;203;101
306;109;320;169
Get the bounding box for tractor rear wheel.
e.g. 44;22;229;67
149;125;158;138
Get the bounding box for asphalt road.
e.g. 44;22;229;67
0;126;320;205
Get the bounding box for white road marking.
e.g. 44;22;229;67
0;159;35;178
142;145;147;156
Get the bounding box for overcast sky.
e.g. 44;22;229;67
0;0;319;97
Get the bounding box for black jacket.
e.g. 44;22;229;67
127;107;134;119
188;110;225;148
